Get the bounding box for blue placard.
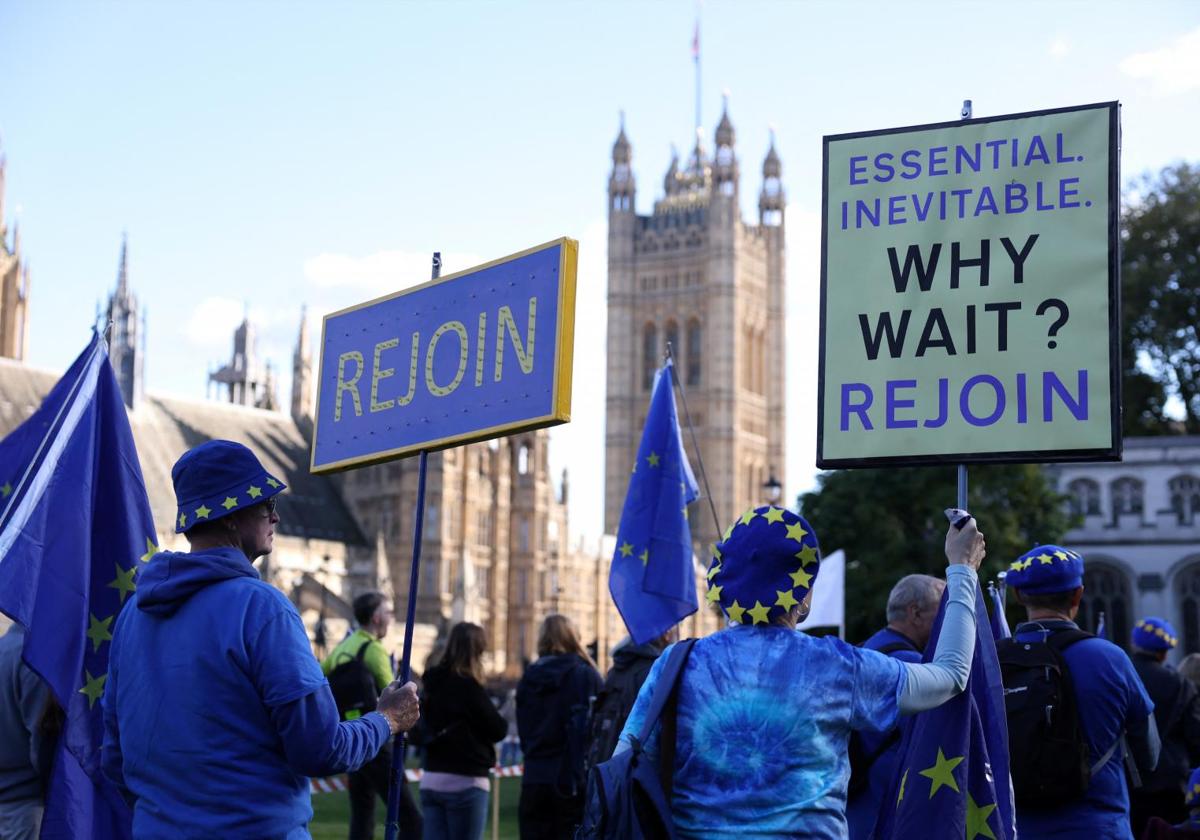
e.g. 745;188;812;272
310;238;577;473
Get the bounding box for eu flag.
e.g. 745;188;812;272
0;332;157;839
875;585;1016;840
988;583;1011;641
609;360;699;645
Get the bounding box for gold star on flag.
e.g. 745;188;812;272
0;481;11;498
639;548;649;566
195;504;212;520
265;477;281;488
785;522;808;543
712;544;722;561
222;496;238;510
706;584;723;604
646;451;660;468
739;509;758;527
79;670;107;709
775;589;798;610
918;748;964;798
707;563;721;581
1038;553;1054;565
178;512;187;528
763;507;786;525
247;485;263;499
682;506;688;520
966;793;998;840
789;567;813;589
726;600;746;624
897;768;908;803
140;537;159;564
619;542;633;558
86;613;114;652
107;564;137;604
747;601;771;625
722;522;735;541
796;545;819;567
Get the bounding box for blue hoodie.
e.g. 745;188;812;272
101;547;390;839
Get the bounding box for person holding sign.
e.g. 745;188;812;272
101;440;421;838
615;507;985;836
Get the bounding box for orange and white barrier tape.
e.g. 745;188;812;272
310;765;523;795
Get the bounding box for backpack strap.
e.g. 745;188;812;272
634;639;697;748
1042;629;1122;778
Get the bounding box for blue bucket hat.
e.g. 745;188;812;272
1005;544;1083;594
171;440;286;534
1133;617;1178;651
705;506;820;626
1187;767;1200;808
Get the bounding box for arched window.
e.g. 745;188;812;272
1111;477;1144;521
686;319;702;386
1067;478;1101;517
1170;475;1200;526
1177;562;1200;653
517;442;530;475
665;320;680;363
1078;562;1132;646
642;323;658;391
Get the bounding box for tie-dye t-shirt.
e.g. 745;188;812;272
619;625;905;839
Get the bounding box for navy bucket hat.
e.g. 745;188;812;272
171;440;286;533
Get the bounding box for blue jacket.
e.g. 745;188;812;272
101;547;390;839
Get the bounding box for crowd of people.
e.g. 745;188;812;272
4;439;1200;840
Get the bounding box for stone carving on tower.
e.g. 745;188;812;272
604;100;787;561
208;312;278;410
0;143;31;361
105;236;144;409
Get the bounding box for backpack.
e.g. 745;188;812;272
577;639;696;840
997;628;1117;809
328;640;379;721
585;650;660;779
847;639;919;796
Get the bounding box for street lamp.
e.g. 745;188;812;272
763;469;782;505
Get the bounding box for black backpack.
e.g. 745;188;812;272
996;628;1114;809
577;639;696;840
328;641;379;721
847;640;919;796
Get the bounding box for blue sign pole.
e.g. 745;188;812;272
383;253;439;840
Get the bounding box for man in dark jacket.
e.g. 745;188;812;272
584;627;677;774
1130;617;1200;835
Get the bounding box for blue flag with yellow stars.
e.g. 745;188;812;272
0;332;157;840
609;360;699;645
875;584;1015;840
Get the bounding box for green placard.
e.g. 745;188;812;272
818;102;1121;468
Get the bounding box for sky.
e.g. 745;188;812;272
2;1;1198;543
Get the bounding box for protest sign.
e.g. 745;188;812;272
818;102;1120;467
311;237;577;473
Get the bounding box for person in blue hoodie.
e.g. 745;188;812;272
101;439;420;839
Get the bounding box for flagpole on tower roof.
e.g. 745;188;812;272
693;5;701;140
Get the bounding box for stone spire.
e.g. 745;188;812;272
291;305;313;432
105;234;143;408
759;129;785;227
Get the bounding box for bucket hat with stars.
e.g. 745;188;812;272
705;505;821;626
171;440;286;534
1005;544;1083;594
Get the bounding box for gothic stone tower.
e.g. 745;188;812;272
0;144;31;361
106;236;144;409
605;103;786;554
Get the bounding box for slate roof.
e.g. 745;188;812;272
0;357;365;546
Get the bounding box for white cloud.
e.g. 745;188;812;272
183;296;247;351
303;248;483;295
1048;37;1071;60
1119;27;1200;96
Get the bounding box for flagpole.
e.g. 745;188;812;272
957;99;972;515
383;251;440;840
664;342;721;541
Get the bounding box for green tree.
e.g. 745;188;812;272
799;464;1075;643
1122;162;1200;434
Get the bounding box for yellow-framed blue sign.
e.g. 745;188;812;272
310;237;577;473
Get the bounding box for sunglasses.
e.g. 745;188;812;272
255;497;278;517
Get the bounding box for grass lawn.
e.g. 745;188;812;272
309;778;522;840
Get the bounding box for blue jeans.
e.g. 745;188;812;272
420;786;489;840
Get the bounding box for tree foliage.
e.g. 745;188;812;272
799;464;1075;643
1122;162;1200;434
